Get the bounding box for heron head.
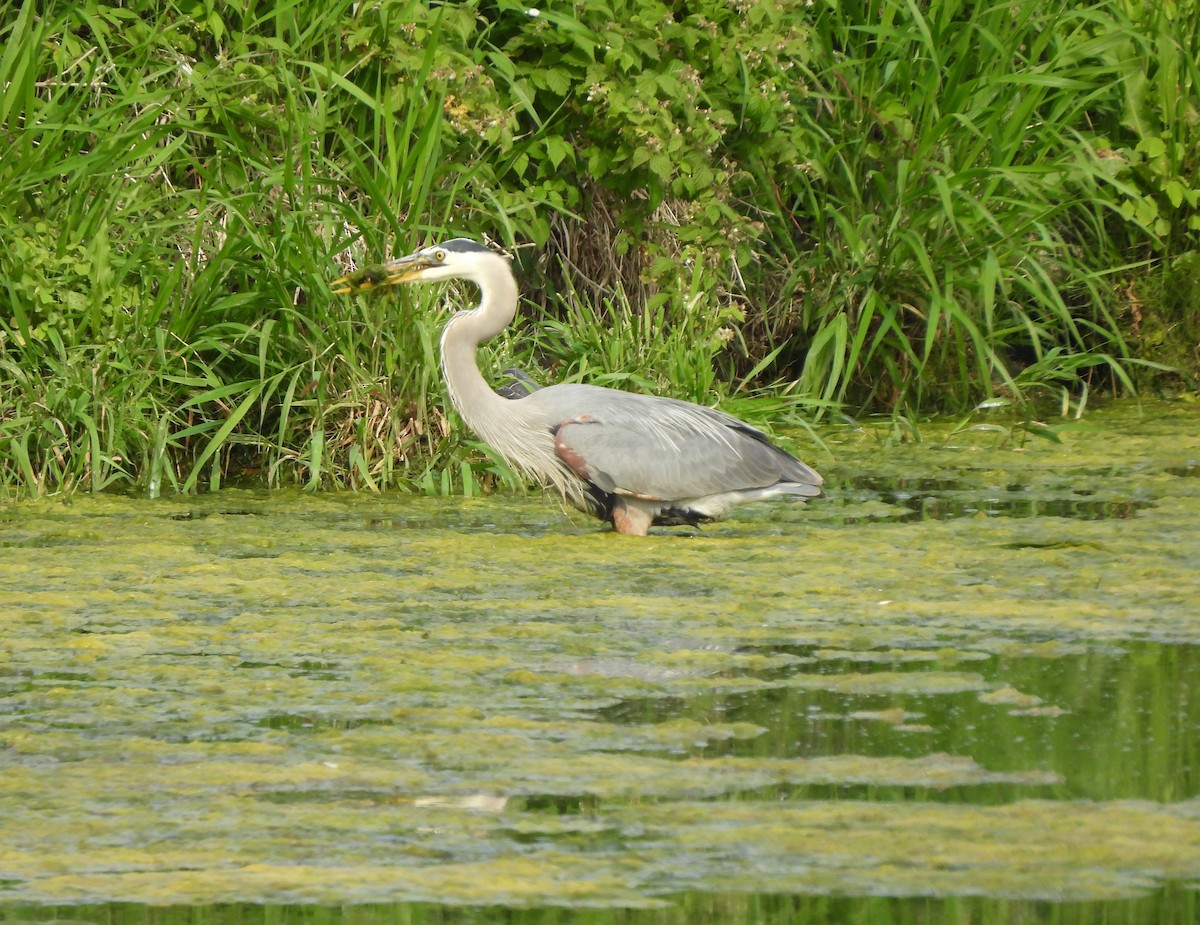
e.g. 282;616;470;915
332;238;502;294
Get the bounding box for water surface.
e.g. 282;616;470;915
1;402;1198;921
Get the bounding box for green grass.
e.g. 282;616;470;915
738;0;1173;411
0;0;1196;498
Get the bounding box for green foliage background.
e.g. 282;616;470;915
1;0;1198;496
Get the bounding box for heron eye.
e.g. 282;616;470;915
434;250;446;262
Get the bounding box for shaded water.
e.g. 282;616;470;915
2;403;1199;923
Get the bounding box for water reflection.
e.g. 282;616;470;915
596;643;1200;803
830;474;1148;523
3;890;1198;925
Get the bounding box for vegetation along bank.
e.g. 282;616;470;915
1;0;1197;497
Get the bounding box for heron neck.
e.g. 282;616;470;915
438;273;519;433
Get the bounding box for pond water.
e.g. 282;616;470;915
1;402;1199;924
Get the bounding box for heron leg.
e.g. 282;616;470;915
611;498;652;536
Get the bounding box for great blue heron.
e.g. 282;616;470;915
333;238;822;535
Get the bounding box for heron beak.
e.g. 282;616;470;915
331;252;434;295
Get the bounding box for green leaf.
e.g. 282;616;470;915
534;67;571;96
545;136;573;170
648;152;673;182
1136;136;1166;159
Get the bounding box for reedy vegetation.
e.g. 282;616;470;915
0;0;1196;497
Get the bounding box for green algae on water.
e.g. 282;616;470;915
1;403;1200;908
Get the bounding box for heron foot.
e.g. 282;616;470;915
611;500;652;536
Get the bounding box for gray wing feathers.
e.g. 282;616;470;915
528;385;822;502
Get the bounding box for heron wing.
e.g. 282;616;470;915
531;385;821;502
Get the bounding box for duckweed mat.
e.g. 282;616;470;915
1;402;1199;913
